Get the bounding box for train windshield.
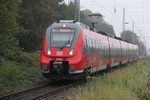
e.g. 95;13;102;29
50;28;75;48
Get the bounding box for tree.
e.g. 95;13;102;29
80;9;93;26
121;30;147;55
18;0;63;51
95;22;116;36
121;30;138;44
138;41;147;56
0;0;22;60
58;1;75;20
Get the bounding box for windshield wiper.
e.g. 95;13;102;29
59;40;70;50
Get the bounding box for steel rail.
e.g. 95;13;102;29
31;80;85;100
0;81;49;100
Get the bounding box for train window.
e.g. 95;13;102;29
50;28;75;47
96;40;99;54
84;38;88;55
89;38;92;54
98;41;100;53
96;40;98;54
84;38;88;46
103;46;106;59
87;38;89;55
90;39;93;54
99;40;101;46
90;39;92;54
101;45;104;59
106;46;108;59
91;39;93;54
94;40;97;54
112;42;113;47
94;40;96;54
88;38;90;55
92;39;95;54
87;38;90;54
97;40;99;53
98;40;101;53
98;40;100;53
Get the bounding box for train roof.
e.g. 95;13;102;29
50;20;136;45
51;20;90;30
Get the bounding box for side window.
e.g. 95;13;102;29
85;38;88;46
89;38;92;54
94;39;96;54
99;40;101;53
96;40;98;54
87;38;89;55
91;39;94;54
97;40;99;53
85;38;89;55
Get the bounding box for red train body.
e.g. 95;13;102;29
40;20;139;80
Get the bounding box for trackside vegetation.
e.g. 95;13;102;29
0;53;45;95
68;60;150;100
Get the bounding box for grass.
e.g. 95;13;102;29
68;60;150;100
0;53;45;95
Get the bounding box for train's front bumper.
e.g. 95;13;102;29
40;57;84;75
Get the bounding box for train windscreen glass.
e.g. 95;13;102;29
50;28;75;47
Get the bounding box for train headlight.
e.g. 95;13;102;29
46;48;51;55
69;48;74;56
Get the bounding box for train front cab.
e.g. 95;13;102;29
40;21;87;80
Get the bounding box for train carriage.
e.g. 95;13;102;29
40;20;139;80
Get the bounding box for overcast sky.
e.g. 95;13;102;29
64;0;150;50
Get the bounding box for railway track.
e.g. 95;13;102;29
0;58;149;100
0;69;123;100
0;81;50;100
0;79;86;100
31;80;86;100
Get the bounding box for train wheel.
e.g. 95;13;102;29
106;65;111;72
80;68;90;80
117;62;121;69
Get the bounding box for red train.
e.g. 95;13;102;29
40;20;139;80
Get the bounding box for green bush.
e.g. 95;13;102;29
0;57;44;95
0;56;5;66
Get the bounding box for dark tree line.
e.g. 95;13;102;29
0;0;65;61
17;0;77;52
18;0;64;51
0;0;146;61
0;0;22;60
